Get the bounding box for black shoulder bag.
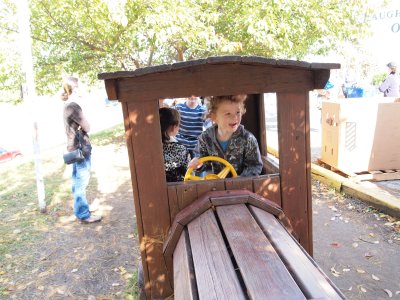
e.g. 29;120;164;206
63;130;92;164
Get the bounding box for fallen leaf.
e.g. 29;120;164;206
357;268;366;274
369;233;375;237
383;289;393;297
118;266;127;275
372;274;380;281
328;205;338;211
330;267;341;277
57;289;65;295
364;253;373;259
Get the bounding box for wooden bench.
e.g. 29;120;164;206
163;190;345;300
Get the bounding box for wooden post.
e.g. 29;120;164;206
277;92;313;255
121;100;173;298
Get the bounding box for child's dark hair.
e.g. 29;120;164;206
159;107;180;143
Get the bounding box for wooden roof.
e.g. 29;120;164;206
98;56;340;101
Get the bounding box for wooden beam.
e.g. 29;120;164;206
125;100;173;298
116;64;315;102
277;92;313;255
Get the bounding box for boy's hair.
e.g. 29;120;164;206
205;94;247;118
159;107;180;143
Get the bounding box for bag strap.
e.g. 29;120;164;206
75;129;85;148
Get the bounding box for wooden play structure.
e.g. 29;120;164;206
99;56;344;299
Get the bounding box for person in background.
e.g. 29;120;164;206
62;76;101;223
159;107;190;182
189;94;263;177
379;62;399;97
174;95;206;158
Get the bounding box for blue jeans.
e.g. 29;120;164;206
72;156;91;220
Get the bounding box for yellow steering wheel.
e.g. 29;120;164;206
184;156;238;181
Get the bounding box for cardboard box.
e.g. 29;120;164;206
321;97;400;174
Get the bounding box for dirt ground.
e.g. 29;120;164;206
2;144;139;300
312;180;400;300
2;142;400;299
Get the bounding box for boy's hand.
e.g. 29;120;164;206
188;157;203;169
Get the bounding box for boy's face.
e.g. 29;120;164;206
186;95;199;108
211;100;242;134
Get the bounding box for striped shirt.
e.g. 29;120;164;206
175;102;206;151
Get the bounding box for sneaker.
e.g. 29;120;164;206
89;203;99;212
81;215;102;223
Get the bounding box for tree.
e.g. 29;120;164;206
0;0;381;102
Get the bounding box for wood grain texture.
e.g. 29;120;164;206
98;56;339;80
253;175;282;206
176;183;199;212
121;102;151;299
126;100;172;297
114;64;316;102
217;204;306;300
250;206;345;300
188;209;246;300
224;176;254;191
277;92;313;254
173;229;198;300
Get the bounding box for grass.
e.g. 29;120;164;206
0;123;129;297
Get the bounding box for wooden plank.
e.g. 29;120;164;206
125;100;172;298
116;64;315;102
175;193;212;226
247;193;283;218
225;176;254;191
167;185;180;224
188;209;245;300
253;175;282;206
277;92;313;254
210;194;249;206
174;229;198;300
98;57;338;80
216;204;305;300
104;79;118;100
163;221;184;285
195;179;225;196
250;206;344;300
176;183;199;211
121;102;151;299
241;94;262;150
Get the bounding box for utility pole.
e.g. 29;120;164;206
17;0;46;213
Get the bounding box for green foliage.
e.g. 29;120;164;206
1;0;379;102
372;72;387;86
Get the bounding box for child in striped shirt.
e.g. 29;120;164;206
174;95;206;158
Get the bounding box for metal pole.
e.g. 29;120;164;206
17;0;46;213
